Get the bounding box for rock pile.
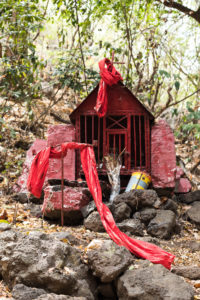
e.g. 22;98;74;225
0;229;196;300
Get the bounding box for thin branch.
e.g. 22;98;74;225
33;0;50;41
156;88;200;118
74;0;88;95
155;0;200;24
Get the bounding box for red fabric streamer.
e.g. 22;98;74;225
94;58;123;117
27;142;175;269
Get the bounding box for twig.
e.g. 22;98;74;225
190;159;200;173
156;88;200;118
74;0;88;95
50;111;70;124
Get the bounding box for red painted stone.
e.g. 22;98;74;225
42;185;90;213
13;139;47;193
151;120;176;189
177;178;192;193
47;124;76;181
176;167;184;180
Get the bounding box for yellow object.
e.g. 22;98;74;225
125;172;151;192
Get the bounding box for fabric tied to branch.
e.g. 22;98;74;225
94;58;123;117
27;142;175;270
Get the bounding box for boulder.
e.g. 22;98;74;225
113;189;159;211
12;284;46;300
13;139;47;194
186;201;200;227
176;178;192;193
117;264;194;300
0;222;11;231
43;185;90;225
86;239;133;283
0;231;95;299
147;210;176;239
133;208;157;225
81;201;97;218
178;190;200;204
151;120;176;190
172;265;200;280
47;124;76;181
159;198;178;214
117;219;144;236
112;202;132;222
84;211;105;232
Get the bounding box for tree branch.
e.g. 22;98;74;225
156;0;200;23
156;88;200;118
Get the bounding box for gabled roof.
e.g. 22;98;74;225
69;82;154;123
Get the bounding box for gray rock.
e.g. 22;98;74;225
172;265;200;280
51;232;84;246
117;219;144;236
160;198;178;214
112;202;132;222
117;264;194;300
134;208;157;225
187;240;200;252
186;201;200;227
81;201;96;218
12;284;46;300
86;239;133;283
147;210;176;239
84;211;105;232
178;190;200;204
0;230;95;299
24;203;42;218
0;222;11;231
113;189;158;211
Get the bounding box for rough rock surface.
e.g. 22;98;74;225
133;208;157;225
0;231;95;299
47;124;76;181
84;211;105;232
176;178;192;193
112;202;132;222
86;239;133;283
113;189;159;211
178;190;200;204
0;222;11;231
43;185;90;225
13;139;47;194
159;198;178;214
186;201;200;227
117;219;144;236
117;264;194;300
147;210;176;239
151;120;176;190
12;284;46;300
172;266;200;280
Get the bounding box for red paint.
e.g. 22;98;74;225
43;186;90;213
151;120;176;189
47;125;75;181
177;178;192;193
70;83;153;178
175;166;184;180
13;139;47;193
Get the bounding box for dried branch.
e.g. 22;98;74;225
156;88;200;118
155;0;200;24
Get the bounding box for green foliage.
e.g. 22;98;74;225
0;0;46;109
177;102;200;142
53;54;100;97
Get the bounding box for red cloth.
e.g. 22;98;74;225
27;142;175;269
94;58;123;117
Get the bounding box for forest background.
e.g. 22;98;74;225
0;0;200;191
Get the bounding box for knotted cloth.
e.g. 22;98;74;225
94;58;123;117
27;142;175;269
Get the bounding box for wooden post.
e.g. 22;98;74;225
61;152;64;227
